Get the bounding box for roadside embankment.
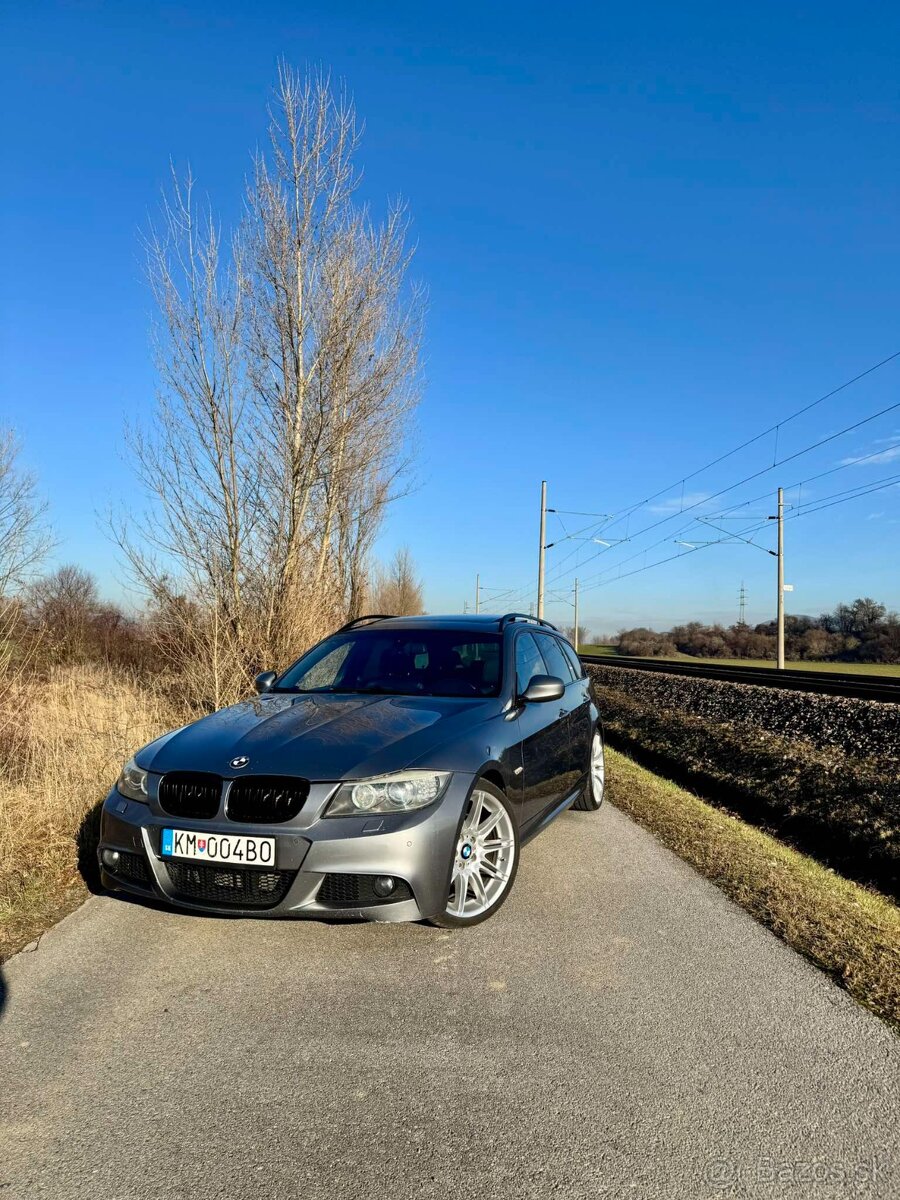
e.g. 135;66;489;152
587;664;900;897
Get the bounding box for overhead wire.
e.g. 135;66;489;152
577;472;900;595
488;351;900;612
545;398;900;591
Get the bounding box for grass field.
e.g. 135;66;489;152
0;666;188;959
605;747;900;1027
580;645;900;677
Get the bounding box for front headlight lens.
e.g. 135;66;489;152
325;771;450;817
117;757;149;803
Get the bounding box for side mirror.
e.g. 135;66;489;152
521;674;565;703
254;671;277;695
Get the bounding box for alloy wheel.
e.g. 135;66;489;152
446;788;516;920
590;732;605;802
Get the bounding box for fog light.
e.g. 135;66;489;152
101;848;120;869
373;876;396;898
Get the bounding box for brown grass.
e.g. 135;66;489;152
606;747;900;1027
0;665;188;959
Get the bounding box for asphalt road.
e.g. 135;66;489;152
2;804;898;1200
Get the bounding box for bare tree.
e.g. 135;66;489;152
564;624;592;648
0;430;52;683
117;67;422;706
0;430;52;597
369;546;425;615
27;565;99;664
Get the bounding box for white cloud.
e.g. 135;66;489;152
840;433;900;466
647;491;711;514
867;511;885;520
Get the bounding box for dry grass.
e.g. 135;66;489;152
606;747;900;1027
0;665;188;959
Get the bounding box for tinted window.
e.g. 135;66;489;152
275;630;503;697
515;632;547;694
560;639;584;680
535;633;575;682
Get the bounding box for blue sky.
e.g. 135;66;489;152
2;1;899;633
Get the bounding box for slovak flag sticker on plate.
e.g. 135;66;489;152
162;830;209;855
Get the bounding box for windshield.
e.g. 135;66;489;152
274;629;503;698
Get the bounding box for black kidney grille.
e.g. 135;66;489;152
318;873;413;908
158;772;221;819
164;862;294;908
226;776;310;824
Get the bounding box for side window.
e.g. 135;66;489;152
453;640;502;693
515;632;547;694
536;633;575;683
560;639;584;680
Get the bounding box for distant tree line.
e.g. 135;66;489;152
616;597;900;663
7;546;425;683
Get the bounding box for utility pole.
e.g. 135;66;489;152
776;487;785;669
764;488;788;668
475;573;481;614
573;578;579;653
738;581;746;626
537;480;547;619
768;487;782;672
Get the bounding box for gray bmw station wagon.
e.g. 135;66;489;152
99;613;604;926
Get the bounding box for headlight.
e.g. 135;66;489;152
325;771;450;817
117;757;149;803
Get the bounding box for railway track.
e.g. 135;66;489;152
579;653;900;704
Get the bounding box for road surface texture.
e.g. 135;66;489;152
2;804;898;1200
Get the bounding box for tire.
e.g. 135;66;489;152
430;779;520;928
572;728;605;812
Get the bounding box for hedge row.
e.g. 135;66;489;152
586;664;900;765
591;682;900;897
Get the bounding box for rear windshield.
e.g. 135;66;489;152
275;630;504;698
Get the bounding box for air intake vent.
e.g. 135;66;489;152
115;851;151;884
227;776;310;824
318;874;413;907
164;862;294;908
158;772;221;819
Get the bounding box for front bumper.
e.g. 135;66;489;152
98;774;474;922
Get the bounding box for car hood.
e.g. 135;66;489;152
138;692;500;780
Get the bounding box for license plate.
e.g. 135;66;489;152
161;829;275;867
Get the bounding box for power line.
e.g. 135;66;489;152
577;472;900;595
579;346;900;539
490;350;900;609
710;436;900;518
788;472;900;518
547;398;900;592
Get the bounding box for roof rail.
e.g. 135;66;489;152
337;614;395;633
498;612;559;632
